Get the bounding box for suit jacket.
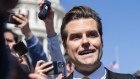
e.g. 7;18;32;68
66;68;136;79
106;69;136;79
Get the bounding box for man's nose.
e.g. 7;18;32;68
82;36;90;49
5;41;8;46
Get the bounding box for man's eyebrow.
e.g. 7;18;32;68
69;33;81;39
69;32;81;36
87;29;97;32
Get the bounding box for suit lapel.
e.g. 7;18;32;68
106;69;112;79
106;68;117;79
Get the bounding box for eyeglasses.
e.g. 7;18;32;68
5;39;14;42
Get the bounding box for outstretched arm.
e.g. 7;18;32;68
39;0;65;62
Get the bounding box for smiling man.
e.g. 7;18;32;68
60;6;136;79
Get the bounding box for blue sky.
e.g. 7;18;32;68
60;0;140;74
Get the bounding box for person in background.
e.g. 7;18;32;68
4;12;47;73
4;28;32;73
4;28;18;50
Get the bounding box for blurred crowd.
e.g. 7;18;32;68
0;0;73;79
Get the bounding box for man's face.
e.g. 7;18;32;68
65;18;102;67
4;32;16;50
4;32;23;62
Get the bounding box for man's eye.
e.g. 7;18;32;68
5;39;14;42
87;31;98;38
70;34;81;40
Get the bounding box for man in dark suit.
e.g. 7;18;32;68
60;6;137;79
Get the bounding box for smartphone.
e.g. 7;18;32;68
13;41;28;56
38;0;51;20
7;12;20;25
46;61;66;75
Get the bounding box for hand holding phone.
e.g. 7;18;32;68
38;0;51;20
8;13;21;25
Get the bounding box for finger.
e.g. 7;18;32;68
12;15;23;24
35;69;47;77
39;61;53;69
38;0;45;10
41;65;53;73
14;14;27;21
36;60;46;67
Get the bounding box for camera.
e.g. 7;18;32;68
46;61;65;75
38;0;51;20
12;41;28;56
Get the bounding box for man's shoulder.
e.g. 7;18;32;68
112;72;136;79
106;69;136;79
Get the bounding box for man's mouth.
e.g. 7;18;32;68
79;49;95;55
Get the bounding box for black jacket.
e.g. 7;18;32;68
106;69;136;79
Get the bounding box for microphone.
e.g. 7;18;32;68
38;0;51;20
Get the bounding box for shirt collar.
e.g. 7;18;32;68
73;64;107;79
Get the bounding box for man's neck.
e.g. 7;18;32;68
75;62;101;76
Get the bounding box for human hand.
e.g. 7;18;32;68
12;13;32;38
11;14;28;28
34;60;53;77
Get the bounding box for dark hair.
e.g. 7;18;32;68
4;28;18;43
60;6;103;47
